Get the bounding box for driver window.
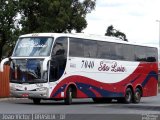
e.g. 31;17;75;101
50;37;68;82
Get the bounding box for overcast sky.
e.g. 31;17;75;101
83;0;160;47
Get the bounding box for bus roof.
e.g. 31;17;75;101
19;33;157;48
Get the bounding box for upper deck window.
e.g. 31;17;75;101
12;37;53;57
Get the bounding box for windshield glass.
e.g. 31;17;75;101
13;37;53;57
10;59;48;83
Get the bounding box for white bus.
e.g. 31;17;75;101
0;33;158;104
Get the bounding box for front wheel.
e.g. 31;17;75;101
64;87;73;105
133;88;142;103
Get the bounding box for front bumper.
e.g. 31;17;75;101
10;90;49;99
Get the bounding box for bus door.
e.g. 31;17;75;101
49;37;68;84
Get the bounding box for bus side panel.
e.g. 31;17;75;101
49;61;158;99
115;62;158;97
139;62;158;97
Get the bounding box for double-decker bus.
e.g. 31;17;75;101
0;33;158;104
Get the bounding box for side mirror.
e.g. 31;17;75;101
0;58;10;72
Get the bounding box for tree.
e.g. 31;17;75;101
19;0;96;33
105;25;128;41
0;0;19;60
0;0;96;59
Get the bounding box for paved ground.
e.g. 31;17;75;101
0;94;160;120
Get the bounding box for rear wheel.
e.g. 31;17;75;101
33;98;41;104
133;88;142;103
65;87;73;105
124;88;133;104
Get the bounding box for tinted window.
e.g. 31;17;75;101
123;44;135;61
146;47;157;62
52;37;68;57
97;41;111;59
50;37;68;82
115;43;124;60
69;38;84;57
135;46;147;61
97;41;123;60
84;40;97;58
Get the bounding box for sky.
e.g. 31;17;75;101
83;0;160;47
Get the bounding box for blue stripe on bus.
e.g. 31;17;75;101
76;83;96;97
76;82;123;97
52;84;67;97
91;85;123;97
142;71;158;87
130;74;141;83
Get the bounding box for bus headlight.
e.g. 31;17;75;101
10;86;16;91
36;87;48;91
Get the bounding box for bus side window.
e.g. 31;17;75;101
69;38;84;57
123;44;135;61
84;40;97;58
50;37;68;82
97;41;110;59
146;47;157;62
135;46;147;62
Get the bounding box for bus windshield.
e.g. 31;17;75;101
13;37;53;57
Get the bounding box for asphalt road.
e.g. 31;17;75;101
0;94;160;120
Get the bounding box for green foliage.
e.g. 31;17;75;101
105;25;128;41
0;0;96;59
19;0;96;33
0;0;19;59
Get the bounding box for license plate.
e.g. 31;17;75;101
22;93;29;97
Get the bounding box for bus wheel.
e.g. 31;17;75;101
133;88;141;103
33;98;41;104
124;88;133;104
65;87;73;105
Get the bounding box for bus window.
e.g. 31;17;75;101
69;38;84;57
84;40;97;58
97;41;110;59
13;37;53;57
123;44;135;61
114;43;124;60
146;47;157;62
135;46;147;62
50;37;68;82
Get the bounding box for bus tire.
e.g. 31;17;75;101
65;87;73;105
124;88;133;104
133;88;141;103
33;98;41;104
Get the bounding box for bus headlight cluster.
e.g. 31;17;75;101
36;87;48;91
10;86;16;91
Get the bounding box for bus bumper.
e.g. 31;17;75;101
10;90;49;99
